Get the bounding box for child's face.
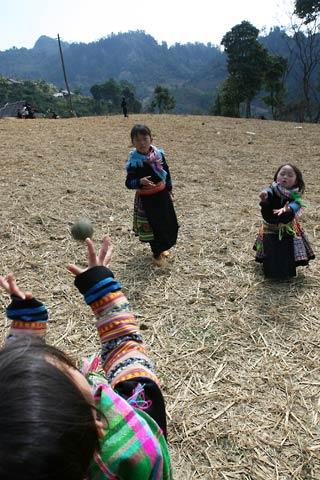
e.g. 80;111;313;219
276;165;297;189
132;133;152;154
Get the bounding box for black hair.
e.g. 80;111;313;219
274;163;305;193
0;336;99;480
130;124;152;142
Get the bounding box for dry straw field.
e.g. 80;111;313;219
0;114;319;479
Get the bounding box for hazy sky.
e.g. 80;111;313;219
0;0;294;51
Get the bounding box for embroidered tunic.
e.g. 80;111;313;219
125;146;178;257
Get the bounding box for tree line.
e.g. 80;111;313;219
1;1;320;121
212;0;320;122
0;76;176;117
90;80;175;114
0;32;220;114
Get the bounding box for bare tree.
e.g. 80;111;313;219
287;12;320;121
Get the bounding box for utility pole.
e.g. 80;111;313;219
57;33;76;117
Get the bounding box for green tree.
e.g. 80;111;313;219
150;85;176;113
211;93;222;115
212;76;245;117
221;21;268;117
90;78;121;113
295;0;320;22
90;78;141;114
54;95;96;117
90;83;107;114
262;54;288;119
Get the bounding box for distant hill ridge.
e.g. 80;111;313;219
33;35;69;52
0;31;225;112
0;29;318;113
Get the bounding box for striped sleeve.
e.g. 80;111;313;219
75;266;159;388
6;295;48;339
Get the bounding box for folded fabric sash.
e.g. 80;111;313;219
137;181;166;196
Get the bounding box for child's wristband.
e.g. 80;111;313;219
74;266;121;305
6;295;48;338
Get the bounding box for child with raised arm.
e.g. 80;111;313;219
254;164;315;279
125;124;179;266
0;236;171;480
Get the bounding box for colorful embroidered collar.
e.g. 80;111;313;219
126;146;167;182
271;181;305;207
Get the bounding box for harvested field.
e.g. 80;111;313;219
0;114;319;479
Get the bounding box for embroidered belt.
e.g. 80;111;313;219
263;221;296;240
137;181;166;196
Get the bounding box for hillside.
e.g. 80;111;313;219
0;28;319;114
0;32;226;113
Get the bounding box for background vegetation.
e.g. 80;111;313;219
0;1;319;120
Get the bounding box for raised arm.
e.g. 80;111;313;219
68;237;168;436
68;237;158;389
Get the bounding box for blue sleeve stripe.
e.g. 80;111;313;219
6;312;48;322
289;202;300;213
84;277;120;296
9;315;48;322
6;305;47;316
85;284;121;304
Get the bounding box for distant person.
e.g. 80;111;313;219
24;102;34;119
121;97;128;117
125;124;179;266
19;106;28;119
46;108;58;119
0;236;172;480
254;164;315;278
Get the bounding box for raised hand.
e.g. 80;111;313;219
140;176;156;189
68;236;113;276
259;190;268;202
273;202;291;216
0;273;33;300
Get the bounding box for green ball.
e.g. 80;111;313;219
71;218;93;241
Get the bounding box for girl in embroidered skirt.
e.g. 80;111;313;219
254;164;315;279
0;236;171;480
125;124;179;266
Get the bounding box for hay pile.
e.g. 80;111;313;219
0;114;319;479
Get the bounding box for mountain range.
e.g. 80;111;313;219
0;28;318;113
